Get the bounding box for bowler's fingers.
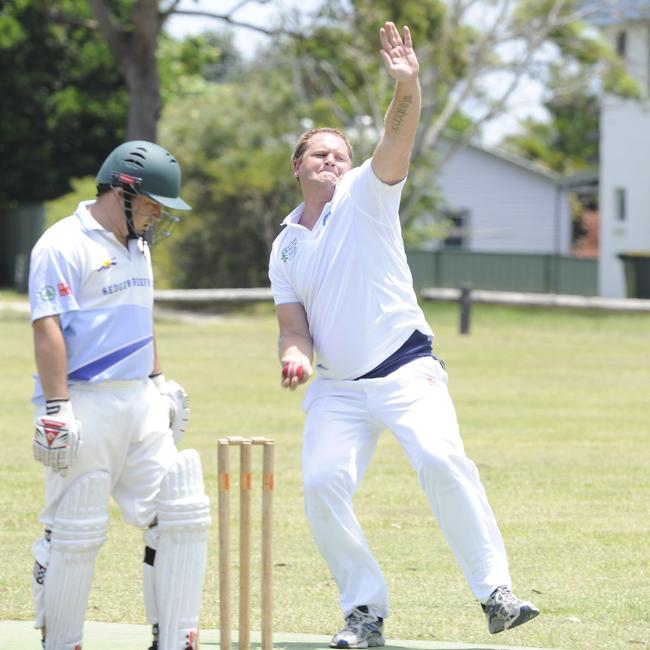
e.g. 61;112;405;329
383;21;402;48
281;361;308;391
386;21;400;46
402;25;412;50
380;22;410;54
379;25;391;52
282;361;303;380
379;48;392;71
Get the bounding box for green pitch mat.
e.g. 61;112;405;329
1;620;556;650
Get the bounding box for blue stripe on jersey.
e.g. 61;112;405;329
68;335;154;380
355;330;435;380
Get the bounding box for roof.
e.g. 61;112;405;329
466;140;566;184
580;0;650;26
563;168;599;188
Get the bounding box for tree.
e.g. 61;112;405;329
501;69;601;173
280;0;639;229
86;0;292;140
0;0;127;205
155;0;640;288
158;51;303;287
29;0;634;179
0;0;245;208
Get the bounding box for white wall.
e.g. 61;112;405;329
438;146;571;254
599;22;650;297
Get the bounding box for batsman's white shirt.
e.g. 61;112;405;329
29;201;178;527
269;159;432;380
29;200;155;402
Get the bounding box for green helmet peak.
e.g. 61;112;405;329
96;140;191;211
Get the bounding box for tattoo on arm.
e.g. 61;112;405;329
389;95;413;134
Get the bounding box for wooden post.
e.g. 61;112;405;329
218;440;231;650
459;285;472;335
261;441;275;650
239;441;252;650
218;436;274;650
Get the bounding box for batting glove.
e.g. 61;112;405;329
151;373;190;444
33;399;81;476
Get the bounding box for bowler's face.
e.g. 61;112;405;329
294;133;352;199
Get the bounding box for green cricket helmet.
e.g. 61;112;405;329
96;140;191;211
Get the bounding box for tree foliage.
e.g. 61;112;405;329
87;0;289;140
263;0;638;232
0;0;127;204
157;0;640;288
502;76;600;173
159;54;303;288
11;0;641;287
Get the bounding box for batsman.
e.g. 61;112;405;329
269;21;539;647
28;141;210;650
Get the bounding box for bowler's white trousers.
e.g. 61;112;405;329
301;357;511;619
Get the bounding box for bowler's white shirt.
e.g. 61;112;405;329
269;159;432;380
29;201;155;401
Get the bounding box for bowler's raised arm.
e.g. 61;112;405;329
372;21;421;185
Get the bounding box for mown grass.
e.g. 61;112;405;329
1;297;648;650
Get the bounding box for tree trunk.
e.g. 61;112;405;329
123;50;160;141
89;0;161;142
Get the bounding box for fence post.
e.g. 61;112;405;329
459;285;472;335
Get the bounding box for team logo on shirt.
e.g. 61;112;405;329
96;258;117;271
37;285;56;301
57;282;72;296
280;238;298;263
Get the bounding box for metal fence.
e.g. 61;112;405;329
406;249;598;296
0;203;44;292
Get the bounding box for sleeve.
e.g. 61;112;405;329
342;159;407;228
268;238;300;306
28;242;81;322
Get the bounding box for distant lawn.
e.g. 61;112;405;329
1;299;648;650
0;290;28;302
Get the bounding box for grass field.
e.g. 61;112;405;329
1;295;648;650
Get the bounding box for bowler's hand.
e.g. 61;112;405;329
379;22;419;82
280;355;312;391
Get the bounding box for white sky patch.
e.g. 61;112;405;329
165;0;321;56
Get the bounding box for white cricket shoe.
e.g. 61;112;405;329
329;606;385;648
482;586;540;634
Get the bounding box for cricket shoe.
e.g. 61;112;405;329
330;606;385;648
147;624;198;650
147;623;158;650
481;586;540;634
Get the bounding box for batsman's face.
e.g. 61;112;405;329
294;133;352;199
130;194;162;235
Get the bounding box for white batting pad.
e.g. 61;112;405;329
142;525;159;626
43;471;110;650
155;449;211;650
32;532;50;629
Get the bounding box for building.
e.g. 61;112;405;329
436;141;572;255
593;0;650;297
403;142;597;296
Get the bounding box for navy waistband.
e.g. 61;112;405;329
355;330;435;380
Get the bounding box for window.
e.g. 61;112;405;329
442;209;468;248
615;187;626;221
616;30;627;58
